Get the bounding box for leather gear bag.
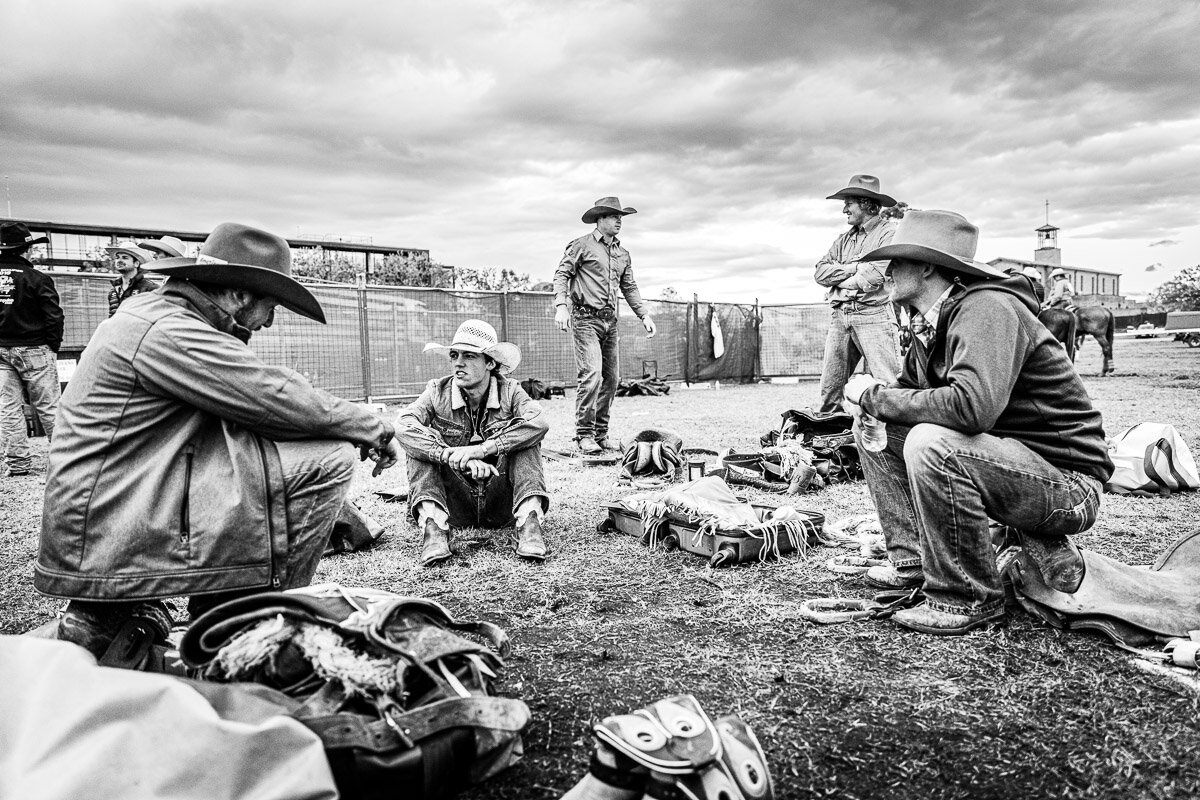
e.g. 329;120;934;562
760;408;862;483
181;584;529;800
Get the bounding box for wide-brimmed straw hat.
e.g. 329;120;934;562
146;222;325;324
826;174;897;207
858;210;1006;279
104;241;153;264
582;196;637;225
137;235;188;258
424;319;521;373
0;221;49;251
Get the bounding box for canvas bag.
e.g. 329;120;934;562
1105;423;1199;495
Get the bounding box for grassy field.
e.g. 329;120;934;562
3;337;1200;799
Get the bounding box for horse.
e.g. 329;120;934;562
1038;306;1115;375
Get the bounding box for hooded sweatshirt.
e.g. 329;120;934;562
859;275;1113;483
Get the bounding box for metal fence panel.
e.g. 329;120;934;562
617;298;689;380
759;304;828;377
46;272;830;398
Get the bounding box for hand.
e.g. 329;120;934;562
642;315;656;338
443;444;487;471
843;373;884;406
360;438;401;477
464;459;499;480
554;305;570;331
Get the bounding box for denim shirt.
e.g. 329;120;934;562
553;232;648;318
396;374;549;462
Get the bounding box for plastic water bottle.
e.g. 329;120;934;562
860;414;888;452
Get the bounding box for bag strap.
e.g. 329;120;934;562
301;696;531;753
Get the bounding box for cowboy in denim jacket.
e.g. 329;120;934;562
397;319;550;566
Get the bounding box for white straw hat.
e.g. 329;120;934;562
424;319;521;373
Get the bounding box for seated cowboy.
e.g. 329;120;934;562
36;222;399;657
104;240;157;316
841;211;1113;635
1042;267;1074;309
397;320;550;566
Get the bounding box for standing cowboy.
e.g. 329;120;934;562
38;222;400;658
813;174;901;413
105;240;157;316
397;319;550;566
553;197;656;454
842;211;1112;635
1043;267;1074;309
0;222;63;477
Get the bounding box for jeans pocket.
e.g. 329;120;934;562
1033;481;1099;536
16;346;49;371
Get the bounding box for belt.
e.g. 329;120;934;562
832;300;887;312
572;305;615;319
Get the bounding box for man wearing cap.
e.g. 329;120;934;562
554;197;656;455
36;222;401;659
1043;268;1074;309
0;222;63;477
841;210;1112;635
397;319;550;566
105;241;157;316
137;235;188;260
813;175;901;413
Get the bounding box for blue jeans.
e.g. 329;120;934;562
818;304;899;413
407;445;549;529
571;309;619;439
0;344;60;472
276;439;357;588
858;421;1102;615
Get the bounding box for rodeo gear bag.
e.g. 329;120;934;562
181;584;530;800
1104;422;1199;496
760;408;861;484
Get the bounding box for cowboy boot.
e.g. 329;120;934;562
1018;531;1085;594
514;514;548;561
419;519;452;567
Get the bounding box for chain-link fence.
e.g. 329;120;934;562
49;272;827;399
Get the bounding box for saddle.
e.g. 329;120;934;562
621;429;684;488
1005;529;1200;649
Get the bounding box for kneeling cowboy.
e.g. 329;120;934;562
397;320;551;566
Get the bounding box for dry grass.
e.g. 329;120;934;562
3;338;1200;799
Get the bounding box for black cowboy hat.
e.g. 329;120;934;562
146;222;325;323
0;221;49;251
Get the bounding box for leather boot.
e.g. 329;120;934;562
419;520;452;567
1019;531;1085;594
514;514;548;561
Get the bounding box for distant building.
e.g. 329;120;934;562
988;220;1127;307
9;218;435;284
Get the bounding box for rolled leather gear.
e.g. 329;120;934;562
621;429;684;488
590;694;774;799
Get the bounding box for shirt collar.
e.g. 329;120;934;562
593;230;620;247
922;285;957;333
854;213;885;235
161;278;252;343
451;375;500;411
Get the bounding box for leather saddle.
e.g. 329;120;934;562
1007;529;1200;648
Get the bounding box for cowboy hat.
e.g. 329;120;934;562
146;222;326;324
826;174;897;207
858;210;1007;279
582;196;637;225
0;221;49;251
1021;266;1043;281
1050;268;1067;278
423;319;521;373
137;235;187;258
104;241;153;264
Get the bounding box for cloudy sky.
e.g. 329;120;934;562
4;0;1198;302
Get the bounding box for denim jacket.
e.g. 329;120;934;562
396;374;548;462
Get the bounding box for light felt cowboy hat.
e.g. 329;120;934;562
1021;266;1043;281
1051;268;1068;279
858;210;1007;279
825;174;897;207
146;222;326;323
424;319;521;374
104;241;153;264
137;235;188;258
0;221;49;251
582;196;637;225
